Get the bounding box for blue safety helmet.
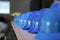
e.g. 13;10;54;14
18;12;32;29
28;8;49;33
36;2;60;40
50;2;60;9
23;11;39;29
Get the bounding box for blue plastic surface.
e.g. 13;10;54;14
36;2;60;40
36;33;60;40
28;8;49;33
18;12;32;29
13;16;20;26
23;11;39;29
50;2;60;9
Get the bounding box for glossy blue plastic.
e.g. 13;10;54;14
28;8;49;33
18;12;32;29
36;2;60;40
23;11;39;29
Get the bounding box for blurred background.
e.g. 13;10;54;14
0;0;59;40
0;0;55;20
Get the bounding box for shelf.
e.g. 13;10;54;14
11;22;36;40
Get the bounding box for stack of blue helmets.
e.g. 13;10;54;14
17;12;32;29
36;2;60;40
14;11;39;29
28;8;49;33
23;11;39;29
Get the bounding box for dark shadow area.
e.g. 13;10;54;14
30;0;41;11
41;0;54;8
